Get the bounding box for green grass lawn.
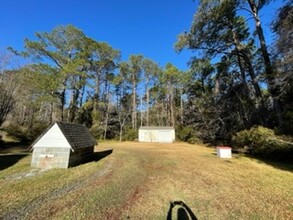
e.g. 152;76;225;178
0;142;292;219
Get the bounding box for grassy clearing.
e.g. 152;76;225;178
0;142;292;219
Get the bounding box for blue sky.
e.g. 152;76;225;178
0;0;285;71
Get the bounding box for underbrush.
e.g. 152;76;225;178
3;122;48;143
232;126;293;162
176;125;202;144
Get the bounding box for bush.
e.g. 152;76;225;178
176;126;202;144
90;123;104;139
176;126;193;141
124;128;137;141
4;123;28;142
232;126;293;161
232;126;274;154
4;122;48;143
187;136;202;144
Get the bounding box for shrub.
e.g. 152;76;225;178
4;122;48;143
232;126;273;154
4;123;27;142
176;126;202;144
176;126;193;141
124;128;137;141
90;123;104;139
187;136;202;144
232;126;293;161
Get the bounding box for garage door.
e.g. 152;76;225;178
158;130;172;143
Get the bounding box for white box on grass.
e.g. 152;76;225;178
217;146;232;158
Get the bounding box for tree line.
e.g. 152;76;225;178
0;0;292;145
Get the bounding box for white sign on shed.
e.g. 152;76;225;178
139;127;175;143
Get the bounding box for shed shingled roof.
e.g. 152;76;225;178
56;122;97;150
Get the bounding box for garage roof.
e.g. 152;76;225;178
139;126;174;130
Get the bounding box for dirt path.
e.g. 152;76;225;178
2;159;113;220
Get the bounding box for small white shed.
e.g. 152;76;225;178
216;146;232;158
139;127;175;143
31;122;96;169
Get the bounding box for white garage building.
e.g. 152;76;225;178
138;127;175;143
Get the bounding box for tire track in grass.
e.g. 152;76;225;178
1;159;113;220
105;149;171;219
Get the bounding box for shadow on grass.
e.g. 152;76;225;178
0;154;29;171
0;141;30;171
79;149;113;166
246;155;293;172
0;142;29;151
167;201;197;220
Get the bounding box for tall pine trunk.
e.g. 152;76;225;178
146;81;150;126
230;24;262;100
103;84;110;140
60;88;66;121
169;85;175;127
180;87;184;125
93;72;101;124
132;80;137;129
68;88;80;123
230;25;249;91
247;0;282;124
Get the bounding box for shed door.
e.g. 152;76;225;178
39;154;55;169
158;130;172;143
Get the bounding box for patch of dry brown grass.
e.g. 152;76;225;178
0;142;292;219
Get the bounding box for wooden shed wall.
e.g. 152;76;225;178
68;146;94;167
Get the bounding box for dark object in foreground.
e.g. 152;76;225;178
167;200;197;220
